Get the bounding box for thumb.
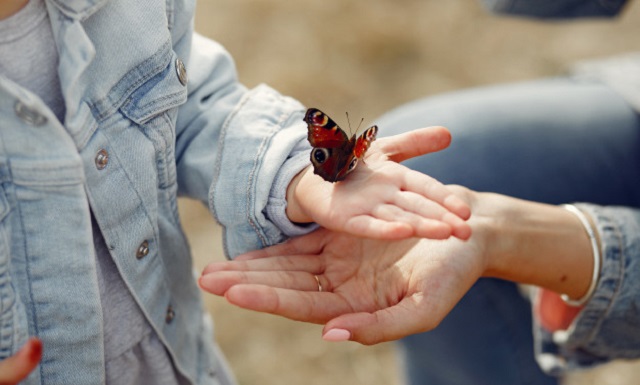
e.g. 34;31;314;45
376;126;451;163
321;296;439;345
0;338;42;385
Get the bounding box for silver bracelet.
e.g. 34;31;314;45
560;204;601;307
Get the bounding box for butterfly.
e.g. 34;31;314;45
304;108;378;183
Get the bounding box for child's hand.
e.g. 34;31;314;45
286;126;471;240
0;338;42;385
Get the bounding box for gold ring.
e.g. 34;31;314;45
314;274;323;292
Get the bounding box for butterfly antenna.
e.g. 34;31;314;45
346;112;365;135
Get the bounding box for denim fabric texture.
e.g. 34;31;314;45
0;0;310;384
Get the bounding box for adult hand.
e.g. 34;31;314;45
0;338;42;385
285;126;471;240
200;225;485;345
201;188;594;345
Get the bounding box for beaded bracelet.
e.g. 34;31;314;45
560;204;601;307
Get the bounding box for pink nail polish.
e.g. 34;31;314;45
322;328;351;342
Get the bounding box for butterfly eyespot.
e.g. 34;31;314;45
348;158;358;171
312;148;330;164
311;111;327;126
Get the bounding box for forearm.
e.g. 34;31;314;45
473;191;596;300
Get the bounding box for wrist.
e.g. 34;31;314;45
558;204;601;306
285;165;314;224
473;193;594;300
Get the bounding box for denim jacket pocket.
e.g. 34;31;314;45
120;53;188;192
120;52;188;126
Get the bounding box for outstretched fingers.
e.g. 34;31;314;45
203;253;325;275
370;204;453;239
232;230;329;262
376;126;452;163
224;284;353;324
387;193;470;239
404;170;470;219
342;215;414;240
199;268;330;296
344;188;470;240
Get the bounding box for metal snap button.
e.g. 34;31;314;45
95;149;109;170
175;58;188;86
165;305;175;324
14;101;47;126
136;240;149;259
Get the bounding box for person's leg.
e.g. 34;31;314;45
379;78;640;205
376;77;640;385
398;279;550;385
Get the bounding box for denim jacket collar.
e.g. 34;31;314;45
44;0;98;147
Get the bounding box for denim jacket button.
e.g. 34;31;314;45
15;101;47;126
165;305;175;324
175;58;188;86
95;149;109;170
136;240;149;259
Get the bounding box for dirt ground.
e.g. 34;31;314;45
183;1;640;384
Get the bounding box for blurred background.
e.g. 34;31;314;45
181;1;640;384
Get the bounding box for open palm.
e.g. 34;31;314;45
200;228;485;345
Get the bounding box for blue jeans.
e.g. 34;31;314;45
376;78;640;385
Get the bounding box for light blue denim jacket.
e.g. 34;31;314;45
483;0;640;374
0;0;310;383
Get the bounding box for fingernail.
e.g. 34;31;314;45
28;338;43;362
322;328;351;342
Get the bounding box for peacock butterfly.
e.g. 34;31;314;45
304;108;378;183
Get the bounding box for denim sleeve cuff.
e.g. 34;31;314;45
209;84;313;259
534;204;640;374
265;141;319;237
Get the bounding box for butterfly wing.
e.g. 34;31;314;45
304;108;355;182
305;108;348;148
353;125;378;159
324;125;379;182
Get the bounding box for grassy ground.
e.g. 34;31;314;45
184;1;640;384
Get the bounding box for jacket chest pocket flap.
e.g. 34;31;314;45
120;54;188;126
118;54;188;190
